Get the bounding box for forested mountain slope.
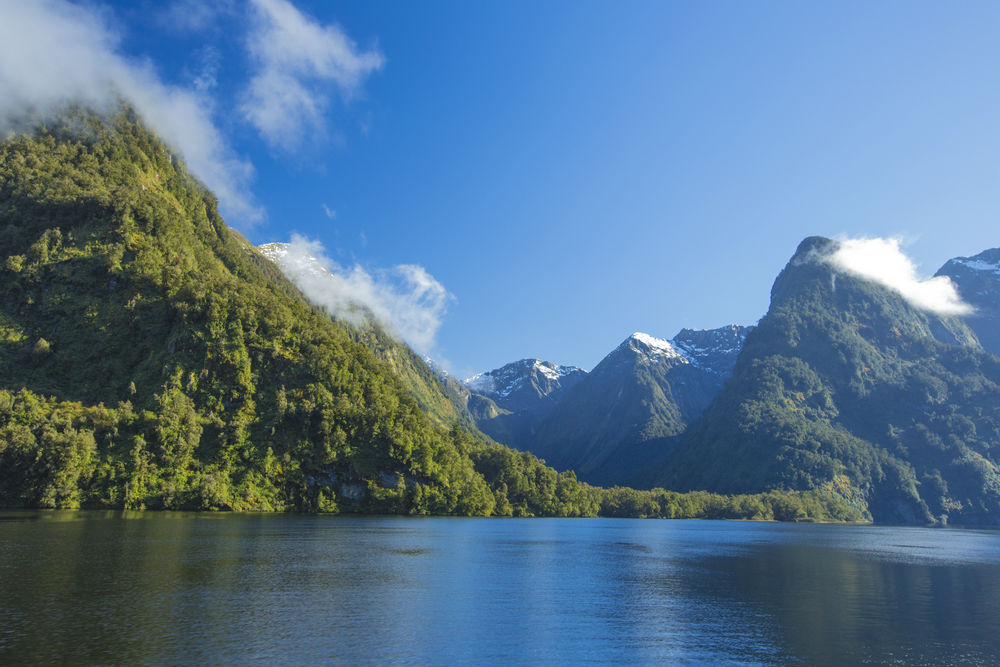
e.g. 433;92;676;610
256;241;476;430
0;108;872;524
935;248;1000;357
0;108;597;516
655;237;1000;525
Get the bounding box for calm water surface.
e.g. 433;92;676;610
1;513;999;666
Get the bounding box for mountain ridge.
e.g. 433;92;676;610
0;107;605;517
256;241;475;428
653;236;1000;525
467;325;751;486
457;357;587;451
935;247;1000;357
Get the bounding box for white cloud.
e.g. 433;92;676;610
322;203;336;219
0;0;262;223
191;47;221;93
241;0;384;151
825;237;973;316
268;235;453;356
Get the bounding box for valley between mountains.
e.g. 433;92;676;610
264;231;1000;526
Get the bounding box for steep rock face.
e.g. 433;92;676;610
461;359;587;449
673;325;753;376
935;248;1000;357
657;236;1000;526
527;328;744;486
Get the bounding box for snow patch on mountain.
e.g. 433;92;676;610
955;258;1000;275
671;325;753;375
464;371;498;396
628;332;686;360
613;326;753;375
463;359;586;399
534;360;567;381
464;325;751;404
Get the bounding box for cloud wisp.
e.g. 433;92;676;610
242;0;384;151
825;237;973;316
0;0;262;224
265;235;452;356
157;0;237;35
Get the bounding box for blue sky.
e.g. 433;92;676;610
5;1;1000;376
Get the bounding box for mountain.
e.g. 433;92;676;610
0;107;605;517
461;359;587;449
528;326;750;486
673;325;754;375
257;241;475;429
655;237;1000;525
935;248;1000;357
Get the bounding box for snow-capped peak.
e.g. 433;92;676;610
533;359;584;381
672;325;751;358
258;242;293;263
626;332;687;361
670;325;752;375
464;371;498;395
463;359;586;398
615;326;751;374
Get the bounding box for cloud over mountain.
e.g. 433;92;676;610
826;237;973;316
0;0;261;223
265;235;452;356
0;0;383;226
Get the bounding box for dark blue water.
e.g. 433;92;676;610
1;514;998;666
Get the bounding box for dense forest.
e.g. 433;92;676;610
656;237;1000;525
0;107;861;522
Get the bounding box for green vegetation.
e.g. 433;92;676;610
0;107;579;515
657;237;1000;526
345;322;476;429
0;110;864;523
599;486;865;522
531;356;720;486
0;382;860;520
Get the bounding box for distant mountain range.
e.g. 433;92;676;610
457;238;1000;525
261;231;1000;525
458;325;751;486
935;248;1000;356
462;359;587;449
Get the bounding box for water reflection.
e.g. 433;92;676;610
1;514;998;666
712;539;1000;666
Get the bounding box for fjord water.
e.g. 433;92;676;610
1;515;998;666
